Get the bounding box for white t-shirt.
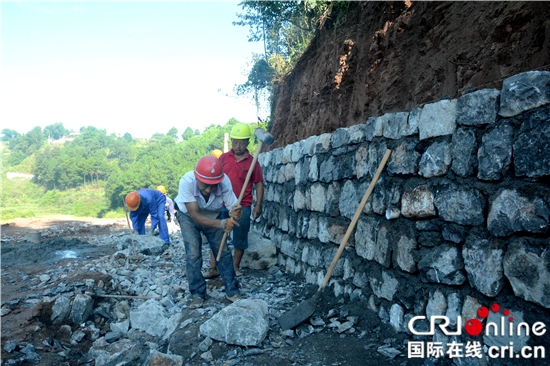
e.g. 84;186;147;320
175;171;238;219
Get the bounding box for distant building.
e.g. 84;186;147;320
7;172;35;179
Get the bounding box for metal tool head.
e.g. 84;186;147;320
278;289;323;330
254;127;274;146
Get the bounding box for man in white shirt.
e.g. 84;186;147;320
174;155;242;309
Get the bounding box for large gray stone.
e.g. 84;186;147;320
273;147;284;165
144;350;183;366
348;124;367;144
129;300;182;339
200;299;269;346
331;128;350;149
487;189;550;237
291;141;303;163
318;217;349;246
303;135;318;156
418;99;457;140
406;107;421;136
445;293;462;328
281;235;299;259
394;226;417;273
387;141;419;176
301;243;324;268
119;235;167;256
70;294;94;325
462;230;506;297
309;155;319;182
365;116;383;141
241;231;277;270
451;127;477;177
367;141;388;178
283;144;293;164
499;71;550;117
513;106;550;178
355;143;370;179
310;183;327;212
293;186;307;211
503;238;550;309
51;296;71;325
89;339;148;366
370;271;399;301
389;304;404;332
477;122;514;181
314;133;332;154
435;184;485;226
333;152;356;180
381;111;410;140
426;291;447;321
457;89;500;126
339;180;360;220
294;157;310;185
419;141;452;178
355;216;379;261
283;163;295;182
322;247;345;278
325;181;341;217
417;244;466;285
401;185;436;218
319;156;334;183
374;224;392;268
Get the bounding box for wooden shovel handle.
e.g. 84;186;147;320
123;198;138;256
320;149;392;290
216;141;264;261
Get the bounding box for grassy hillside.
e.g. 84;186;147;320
1;175;122;221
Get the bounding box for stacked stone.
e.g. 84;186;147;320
253;71;550;332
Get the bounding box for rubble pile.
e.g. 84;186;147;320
1;230;413;365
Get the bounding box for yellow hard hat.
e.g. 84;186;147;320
156;185;166;194
230;123;251;139
211;149;223;159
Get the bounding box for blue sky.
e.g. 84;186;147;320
1;1;265;139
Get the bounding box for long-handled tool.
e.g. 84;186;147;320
216;127;275;261
278;149;392;330
123;198;138;257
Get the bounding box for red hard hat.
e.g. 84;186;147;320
195;155;224;185
125;191;141;211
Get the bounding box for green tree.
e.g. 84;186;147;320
167;127;178;141
44;122;69;140
181;127;196;141
234;1;349;121
1;129;20;142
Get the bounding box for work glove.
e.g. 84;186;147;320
228;204;242;221
220;218;239;233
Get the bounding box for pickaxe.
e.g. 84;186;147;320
216;127;274;261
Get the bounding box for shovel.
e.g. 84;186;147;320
122;198;142;260
278;149;392;330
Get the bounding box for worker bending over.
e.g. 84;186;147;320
174;155;242;309
125;189;170;245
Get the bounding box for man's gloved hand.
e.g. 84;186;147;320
220;218;240;233
228;204;242;221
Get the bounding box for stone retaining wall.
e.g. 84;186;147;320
252;71;550;336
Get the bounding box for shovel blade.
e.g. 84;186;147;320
278;290;322;330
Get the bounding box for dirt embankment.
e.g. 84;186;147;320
270;1;550;147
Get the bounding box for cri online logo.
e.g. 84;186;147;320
408;303;547;337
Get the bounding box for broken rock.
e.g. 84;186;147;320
199;299;269;346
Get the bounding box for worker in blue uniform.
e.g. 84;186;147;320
125;189;170;244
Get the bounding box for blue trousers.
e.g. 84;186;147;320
221;206;251;250
176;211;239;299
132;203;169;244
